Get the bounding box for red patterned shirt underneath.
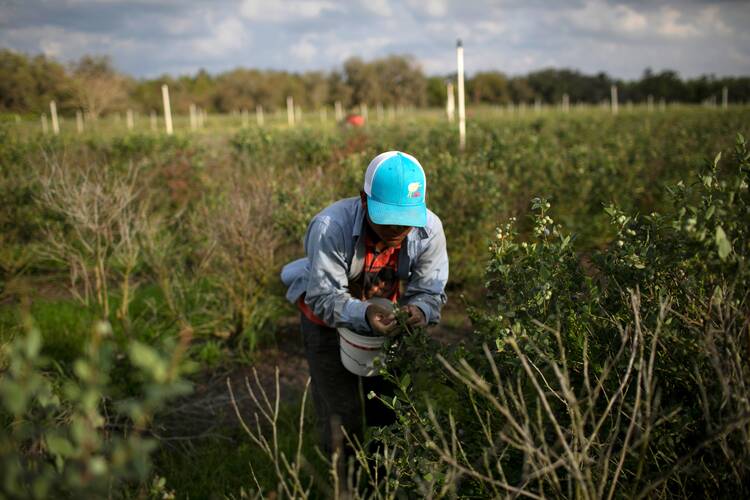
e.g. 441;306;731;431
298;230;401;327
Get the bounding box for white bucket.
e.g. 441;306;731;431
338;297;392;377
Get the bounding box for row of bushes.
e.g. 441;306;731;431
0;110;748;496
240;134;749;498
367;134;750;497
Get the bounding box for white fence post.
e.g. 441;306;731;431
190;104;197;131
335;100;343;122
126;109;134;130
287;96;295;126
611;85;618;114
256;105;264;126
76;110;84;133
50;101;60;135
722;86;728;109
161;84;173;135
456;39;466;150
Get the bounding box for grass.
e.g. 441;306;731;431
153;399;328;499
0;298;95;365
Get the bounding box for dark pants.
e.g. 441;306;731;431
300;314;396;459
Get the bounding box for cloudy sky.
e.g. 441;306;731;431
1;0;749;79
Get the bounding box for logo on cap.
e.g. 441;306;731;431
407;182;422;198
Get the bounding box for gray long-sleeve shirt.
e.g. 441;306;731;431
280;197;449;333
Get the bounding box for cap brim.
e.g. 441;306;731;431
367;197;427;227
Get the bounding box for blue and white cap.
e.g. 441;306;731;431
363;151;427;227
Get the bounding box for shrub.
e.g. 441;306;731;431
0;315;192;498
374;133;750;497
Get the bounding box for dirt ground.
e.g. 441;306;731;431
2;275;471;442
154;301;472;441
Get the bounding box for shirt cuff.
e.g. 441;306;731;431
343;298;371;333
409;301;432;325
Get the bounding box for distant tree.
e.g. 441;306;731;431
341;55;426;108
327;71;352;108
71;55;130;117
373;55;426;107
468;72;510;104
2;48;749;114
426;76;449;108
213;69;256;112
302;71;329;109
526;68;614;104
344;57;379;106
0;49;75;113
509;77;535;104
634;68;686;102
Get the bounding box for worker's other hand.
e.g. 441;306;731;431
400;304;427;328
366;304;397;336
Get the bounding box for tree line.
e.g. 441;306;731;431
1;48;748;117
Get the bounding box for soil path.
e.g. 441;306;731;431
154;303;472;441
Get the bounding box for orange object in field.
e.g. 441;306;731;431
345;114;365;127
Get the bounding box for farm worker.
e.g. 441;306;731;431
280;151;449;458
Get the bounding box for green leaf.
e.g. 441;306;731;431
25;328;41;359
400;373;411;391
0;383;28;415
560;235;571;251
713;151;722;168
129;341;161;371
715;226;732;260
46;435;75;458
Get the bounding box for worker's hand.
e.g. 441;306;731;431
400;304;427;329
366;304;398;336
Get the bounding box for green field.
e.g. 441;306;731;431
1;106;749;498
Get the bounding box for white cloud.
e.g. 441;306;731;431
40;39;63;58
656;6;699;39
163;14;200;36
240;0;341;22
1;0;748;79
192;17;249;56
697;6;732;37
476;20;506;38
323;35;391;63
361;0;393;17
563;1;647;37
423;0;447;18
0;24;115;59
291;37;317;62
616;5;647;33
403;0;447;17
